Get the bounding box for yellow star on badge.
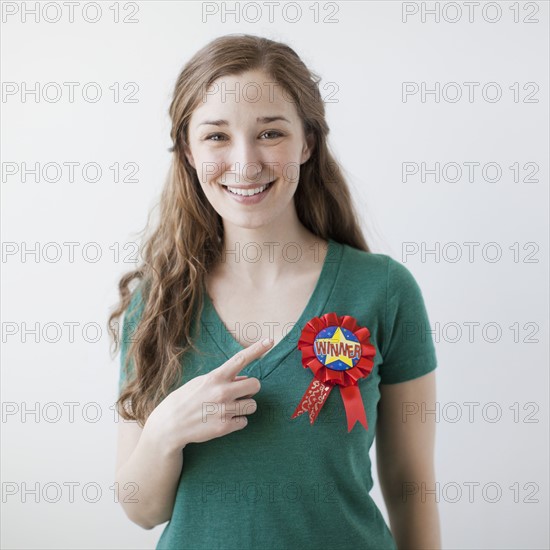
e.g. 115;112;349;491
316;327;357;368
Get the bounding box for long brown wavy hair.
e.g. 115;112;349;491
108;33;371;427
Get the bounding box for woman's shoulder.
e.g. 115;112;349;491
337;242;422;293
338;241;393;276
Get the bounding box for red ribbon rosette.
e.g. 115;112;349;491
291;312;376;432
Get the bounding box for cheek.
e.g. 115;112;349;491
194;149;226;185
272;143;304;169
271;146;302;185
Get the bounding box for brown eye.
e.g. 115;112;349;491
260;131;283;139
206;133;227;141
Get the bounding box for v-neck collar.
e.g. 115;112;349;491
200;238;344;378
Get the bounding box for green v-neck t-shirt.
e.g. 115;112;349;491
118;238;438;550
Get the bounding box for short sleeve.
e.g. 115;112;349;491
379;257;438;384
118;285;145;394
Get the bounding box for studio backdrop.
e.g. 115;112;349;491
1;1;548;549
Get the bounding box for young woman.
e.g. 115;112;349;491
109;34;441;550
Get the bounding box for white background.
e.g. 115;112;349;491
1;1;548;548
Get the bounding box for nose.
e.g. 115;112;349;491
225;137;264;185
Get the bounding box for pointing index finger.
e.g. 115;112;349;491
214;338;274;380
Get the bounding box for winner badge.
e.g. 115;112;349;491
291;312;376;432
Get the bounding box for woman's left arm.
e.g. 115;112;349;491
376;370;441;549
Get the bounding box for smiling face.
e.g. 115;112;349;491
183;69;313;230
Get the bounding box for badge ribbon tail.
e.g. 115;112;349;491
339;385;368;432
291;378;334;425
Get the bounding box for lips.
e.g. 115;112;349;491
220;179;276;196
220;180;275;190
219;178;276;202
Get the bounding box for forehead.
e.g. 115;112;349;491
191;70;298;123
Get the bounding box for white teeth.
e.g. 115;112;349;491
224;182;271;196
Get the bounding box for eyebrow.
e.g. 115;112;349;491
198;116;291;127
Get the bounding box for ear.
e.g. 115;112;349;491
300;132;315;165
183;143;196;169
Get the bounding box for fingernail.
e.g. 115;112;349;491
261;338;272;347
